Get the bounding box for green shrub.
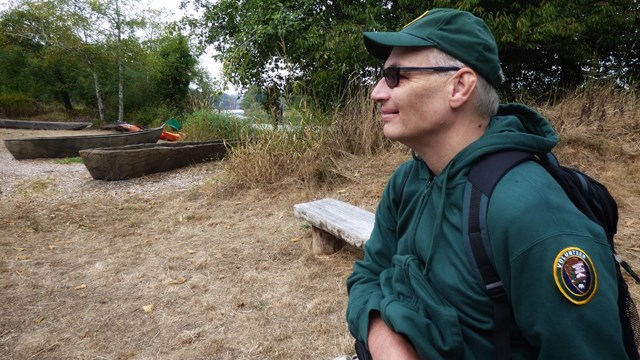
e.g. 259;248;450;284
32;111;72;122
0;93;39;117
181;109;249;141
127;105;176;128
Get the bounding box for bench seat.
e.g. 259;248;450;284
293;198;375;255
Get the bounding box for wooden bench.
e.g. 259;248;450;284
293;198;375;255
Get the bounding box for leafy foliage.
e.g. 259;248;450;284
192;0;638;104
0;0;199;122
155;34;197;112
479;0;639;97
194;0;387;113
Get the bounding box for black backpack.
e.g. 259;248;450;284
464;150;640;360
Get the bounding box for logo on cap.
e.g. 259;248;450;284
403;10;430;29
553;247;597;305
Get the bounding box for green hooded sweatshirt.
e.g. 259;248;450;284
346;103;627;359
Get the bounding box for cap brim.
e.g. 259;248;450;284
363;32;436;60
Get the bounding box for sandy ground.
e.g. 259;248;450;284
0;128;394;360
1;127;639;359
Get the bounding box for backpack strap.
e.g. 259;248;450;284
464;150;533;360
466;150;640;359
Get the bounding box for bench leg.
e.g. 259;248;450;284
311;227;344;255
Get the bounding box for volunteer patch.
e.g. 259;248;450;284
553;247;597;305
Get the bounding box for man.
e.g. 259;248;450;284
346;8;627;359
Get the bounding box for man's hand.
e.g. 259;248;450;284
368;312;420;359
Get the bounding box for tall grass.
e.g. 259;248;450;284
226;125;335;187
223;84;391;188
537;81;640;163
220;81;639;190
540;82;639;135
181;109;250;141
330;85;390;157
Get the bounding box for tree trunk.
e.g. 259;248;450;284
118;59;124;122
116;0;124;122
60;90;73;111
92;70;105;121
54;69;73;111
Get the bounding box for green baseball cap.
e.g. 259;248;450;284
363;8;503;88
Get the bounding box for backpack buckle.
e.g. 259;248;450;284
486;281;507;302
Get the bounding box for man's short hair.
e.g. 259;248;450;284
429;48;500;119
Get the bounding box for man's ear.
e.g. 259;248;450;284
449;68;477;109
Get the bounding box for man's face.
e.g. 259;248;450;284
371;47;454;147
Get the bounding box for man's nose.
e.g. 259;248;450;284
370;79;389;102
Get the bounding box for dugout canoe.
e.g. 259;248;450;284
79;140;235;181
0;118;92;130
4;127;163;160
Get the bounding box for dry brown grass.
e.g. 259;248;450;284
330;85;390;157
226;127;335;188
226;85;396;190
1;84;639;359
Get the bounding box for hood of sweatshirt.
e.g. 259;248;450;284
418;103;558;270
445;103;558;177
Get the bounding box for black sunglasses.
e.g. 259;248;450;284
382;66;461;88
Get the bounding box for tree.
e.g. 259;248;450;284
0;0;116;118
189;0;638;107
0;0;198;122
0;0;89;110
476;0;639;96
190;0;389;117
88;0;145;121
155;33;197;112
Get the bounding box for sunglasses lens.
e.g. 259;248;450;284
384;67;398;88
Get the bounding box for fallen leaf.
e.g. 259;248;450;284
13;247;26;252
186;249;196;254
142;304;155;313
75;284;87;290
48;245;57;250
168;277;187;285
290;237;301;243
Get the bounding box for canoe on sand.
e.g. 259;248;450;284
4;127;163;160
79;140;236;180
